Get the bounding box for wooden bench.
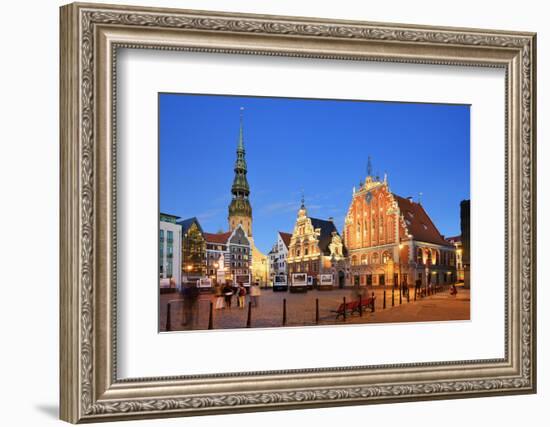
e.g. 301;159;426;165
331;301;358;319
331;297;376;319
354;296;376;314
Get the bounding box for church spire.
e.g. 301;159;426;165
237;107;244;152
231;107;249;196
228;107;252;236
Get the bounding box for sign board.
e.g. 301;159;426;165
291;273;307;286
320;274;334;286
235;274;251;286
274;274;287;284
198;278;212;288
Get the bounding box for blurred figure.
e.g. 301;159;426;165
238;283;246;309
223;283;233;308
450;283;458;296
181;282;199;329
352;282;365;302
250;282;261;307
214;284;225;310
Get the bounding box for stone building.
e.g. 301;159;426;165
343;166;457;289
286;197;347;286
159;213;182;289
203;230;231;281
446;235;464;282
268;231;292;282
203;225;251;284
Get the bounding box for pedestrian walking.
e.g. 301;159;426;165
181;282;199;329
223;283;233;308
250;282;261;307
238;283;246;309
214;284;225;310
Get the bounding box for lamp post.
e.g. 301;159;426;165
186;264;192;285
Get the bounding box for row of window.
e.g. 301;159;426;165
290;245;317;257
288;261;319;273
231;246;249;254
159;260;173;276
159;230;174;242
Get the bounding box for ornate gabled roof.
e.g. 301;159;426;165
309;218;341;256
393;194;452;247
203;231;232;244
279;231;292;248
177;217;202;234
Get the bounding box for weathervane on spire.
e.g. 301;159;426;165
300;189;305;208
367;155;373;177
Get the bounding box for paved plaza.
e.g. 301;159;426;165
159;285;470;332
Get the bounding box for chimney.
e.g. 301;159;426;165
407;196;413;203
328;216;334;223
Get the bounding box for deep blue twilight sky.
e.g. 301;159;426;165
159;94;470;254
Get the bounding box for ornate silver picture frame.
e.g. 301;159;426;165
60;2;536;423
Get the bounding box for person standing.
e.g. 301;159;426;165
223;283;233;308
250;282;261;307
238;283;246;309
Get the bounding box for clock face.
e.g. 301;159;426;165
365;191;373;204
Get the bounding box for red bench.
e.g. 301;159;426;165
332;297;375;319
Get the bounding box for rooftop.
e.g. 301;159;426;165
393;194;452;247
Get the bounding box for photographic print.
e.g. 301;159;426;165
159;93;470;332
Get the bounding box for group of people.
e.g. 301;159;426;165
214;282;262;310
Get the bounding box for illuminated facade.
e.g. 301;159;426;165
203;225;251;283
178;217;206;283
159;213;182;289
287;197;347;286
446;235;464;282
343;165;457;288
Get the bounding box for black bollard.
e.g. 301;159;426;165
282;298;287;326
414;286;417;301
372;292;375;312
359;294;363;317
343;297;347;321
246;301;252;328
166;302;172;331
392;288;395;307
399;286;402;305
208;301;213;330
383;289;386;309
315;298;319;324
407;286;410;303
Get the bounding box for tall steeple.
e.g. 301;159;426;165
228;107;253;236
298;190;307;218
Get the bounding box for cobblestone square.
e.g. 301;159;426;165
159;285;470;332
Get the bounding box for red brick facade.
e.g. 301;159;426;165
343;175;457;288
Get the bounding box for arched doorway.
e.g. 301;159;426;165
338;270;345;288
